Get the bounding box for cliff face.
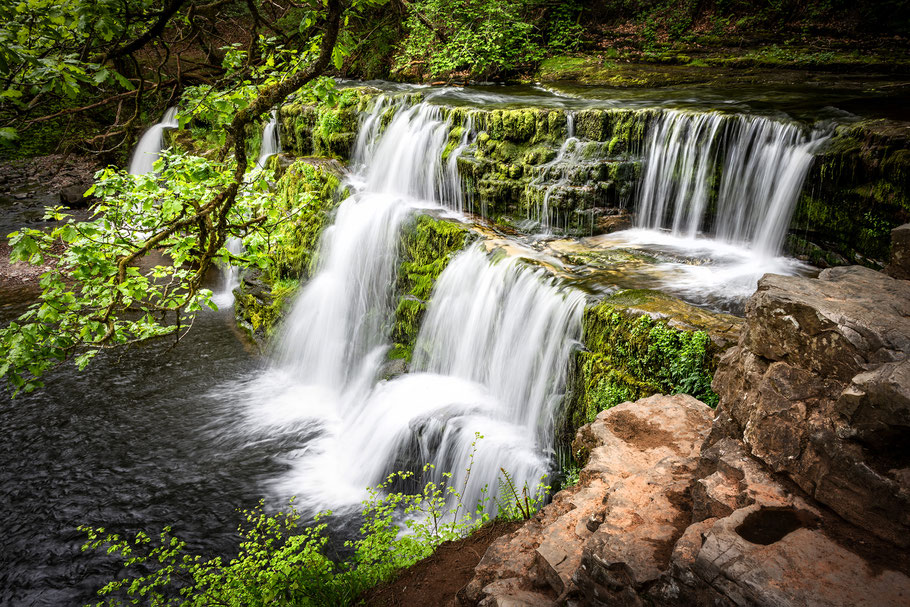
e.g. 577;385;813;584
460;225;910;607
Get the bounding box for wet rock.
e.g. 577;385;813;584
885;223;910;280
59;183;93;207
592;210;632;234
710;264;910;548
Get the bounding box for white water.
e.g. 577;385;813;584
635;110;829;256
128;107;179;175
213;237;243;308
227;100;583;515
255;110;281;169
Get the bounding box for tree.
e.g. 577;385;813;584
0;0;384;395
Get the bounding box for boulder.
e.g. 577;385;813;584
885;223;910;280
59;183;93;207
710;265;910;548
461;394;713;606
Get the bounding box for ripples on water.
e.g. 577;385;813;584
0;299;272;606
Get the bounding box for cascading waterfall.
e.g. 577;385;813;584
255;109;281;169
213;237;243;308
527;135;580;232
128;107;179;175
635;110;829;256
441;114;476;214
235;99;583;516
405;246;584;509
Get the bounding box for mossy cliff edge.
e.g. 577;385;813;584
562;289;743;446
234;158;345;343
279;89;908;263
791;119;910;267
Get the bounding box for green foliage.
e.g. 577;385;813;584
395;0;543;79
545;1;585;54
495;468;550;521
560;463;580;489
0;151;253;394
82;439;540;606
566;302;719;434
0;0;141;143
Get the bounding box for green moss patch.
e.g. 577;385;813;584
233;158;346;344
279;88;376;161
390;214;470;363
562;293;736;441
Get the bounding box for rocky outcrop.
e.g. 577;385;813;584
462;250;910;606
791;119;909;266
461;394;713;606
709;265;910;548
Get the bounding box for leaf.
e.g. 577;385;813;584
110;70;134;91
0;127;18;141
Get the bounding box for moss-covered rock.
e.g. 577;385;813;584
279;88;377;161
791;119;910;266
389;213;470;363
445;106;653;234
560;289;742;442
233;157;346;344
234;274;300;344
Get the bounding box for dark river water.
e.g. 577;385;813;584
0;290;277;605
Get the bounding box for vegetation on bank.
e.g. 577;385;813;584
82;449;550;606
563;296;720;439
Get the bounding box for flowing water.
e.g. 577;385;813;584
225;98;583;514
255;110;281;169
3;79;900;604
128;107;179;175
635;110;830;256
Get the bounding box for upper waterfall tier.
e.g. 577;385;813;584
283;92;835;257
636;110;830;256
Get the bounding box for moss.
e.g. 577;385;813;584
233;157;346;345
390;214;470;362
561;297;725;441
267;160;345;281
234;276;299;342
790;120;910;265
279;88;375;161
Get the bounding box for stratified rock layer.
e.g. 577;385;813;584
461;394;712;606
710;265;910;548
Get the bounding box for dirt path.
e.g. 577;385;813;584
360;520;522;607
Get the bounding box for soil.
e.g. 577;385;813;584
359;520;522;607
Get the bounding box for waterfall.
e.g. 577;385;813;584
236;99;582;516
441;114;476;214
405;246;585;509
635;110;828;256
527;136;580;232
269;245;584;512
128;107;179;175
212;237;243;308
255;110;281;169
